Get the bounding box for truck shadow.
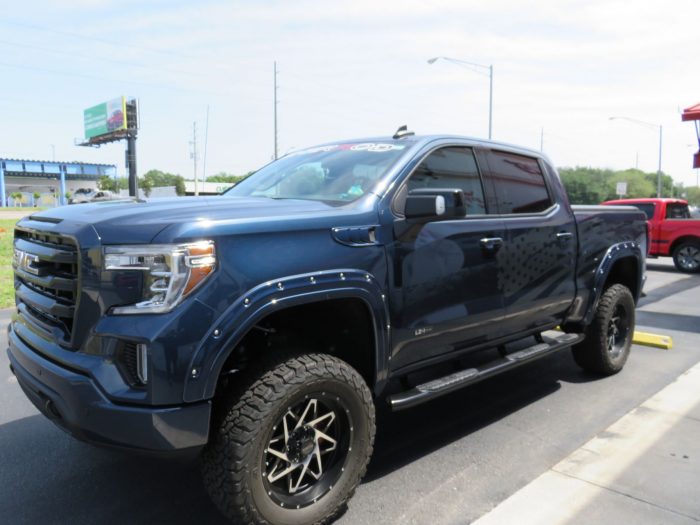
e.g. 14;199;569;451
645;262;682;274
636;311;700;334
365;352;586;481
0;415;228;525
0;353;589;525
639;274;700;309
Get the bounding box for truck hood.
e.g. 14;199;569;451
25;196;354;244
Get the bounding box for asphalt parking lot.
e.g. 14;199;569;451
1;258;698;524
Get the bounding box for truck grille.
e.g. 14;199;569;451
13;228;78;345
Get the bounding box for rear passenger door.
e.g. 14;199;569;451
481;149;577;334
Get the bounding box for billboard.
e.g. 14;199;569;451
84;97;127;139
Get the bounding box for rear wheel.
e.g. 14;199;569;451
672;241;700;273
202;353;375;525
572;284;635;375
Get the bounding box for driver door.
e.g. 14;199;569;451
386;146;506;371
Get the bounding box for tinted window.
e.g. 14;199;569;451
405;147;485;214
632;203;655;220
666;203;690;219
487;151;552;214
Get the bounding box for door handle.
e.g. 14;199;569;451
480;237;504;251
556;232;573;241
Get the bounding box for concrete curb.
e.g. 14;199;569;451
472;361;700;524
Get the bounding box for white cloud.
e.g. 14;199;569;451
1;0;699;185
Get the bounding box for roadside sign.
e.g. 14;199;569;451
616;181;627;196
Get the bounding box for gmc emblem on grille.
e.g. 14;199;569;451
13;248;41;275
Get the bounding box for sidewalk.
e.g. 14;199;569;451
472;362;700;524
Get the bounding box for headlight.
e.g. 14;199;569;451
104;241;216;314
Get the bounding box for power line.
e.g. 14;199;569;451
0;19;189;59
0;38;203;78
0;59;227;96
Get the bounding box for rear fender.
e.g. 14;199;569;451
582;241;644;326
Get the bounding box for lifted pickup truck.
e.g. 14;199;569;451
603;197;700;272
8;133;646;525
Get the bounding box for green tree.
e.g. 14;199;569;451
97;175;128;192
684;186;700;207
140;169;186;196
205;172;250;184
32;191;41;206
10;192;23;206
558;166;679;204
558;167;612;204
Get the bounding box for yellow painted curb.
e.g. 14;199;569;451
553;327;673;350
633;331;673;350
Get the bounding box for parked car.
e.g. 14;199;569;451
603;198;700;272
8;132;646;525
69;189;121;204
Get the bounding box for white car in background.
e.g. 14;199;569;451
69;189;121;204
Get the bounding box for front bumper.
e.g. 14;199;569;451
7;323;211;453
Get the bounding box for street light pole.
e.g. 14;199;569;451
657;125;663;198
609;116;664;198
428;56;493;139
273;61;279;160
488;64;493;140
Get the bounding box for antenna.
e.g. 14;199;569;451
393;125;415;139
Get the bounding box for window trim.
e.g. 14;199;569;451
391;144;489;218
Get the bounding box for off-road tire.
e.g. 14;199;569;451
202;353;375;525
672;241;700;273
572;284;635;375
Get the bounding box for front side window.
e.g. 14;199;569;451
487;151;552;214
225;142;410;204
404;147;486;215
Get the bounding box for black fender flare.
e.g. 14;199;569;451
582;241;644;327
183;269;391;402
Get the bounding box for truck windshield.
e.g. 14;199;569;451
224;142;409;204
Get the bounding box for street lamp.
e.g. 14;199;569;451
609;116;663;197
428;56;493;140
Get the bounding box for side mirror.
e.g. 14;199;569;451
404;188;467;222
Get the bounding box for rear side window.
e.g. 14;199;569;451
632;203;655;220
666;203;690;219
405;147;486;214
486;151;552;214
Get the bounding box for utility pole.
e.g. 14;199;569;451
540;128;544;151
191;122;199;196
274;61;278;160
203;105;210;183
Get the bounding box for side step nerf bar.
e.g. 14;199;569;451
388;332;584;411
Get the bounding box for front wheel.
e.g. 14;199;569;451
572;284;635;375
202;353;375;525
672;241;700;273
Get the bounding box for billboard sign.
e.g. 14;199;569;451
84;97;127;139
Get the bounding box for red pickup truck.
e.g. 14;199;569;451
603;198;700;273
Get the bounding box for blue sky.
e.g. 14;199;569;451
2;0;699;188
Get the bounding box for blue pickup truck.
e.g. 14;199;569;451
8;131;646;525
